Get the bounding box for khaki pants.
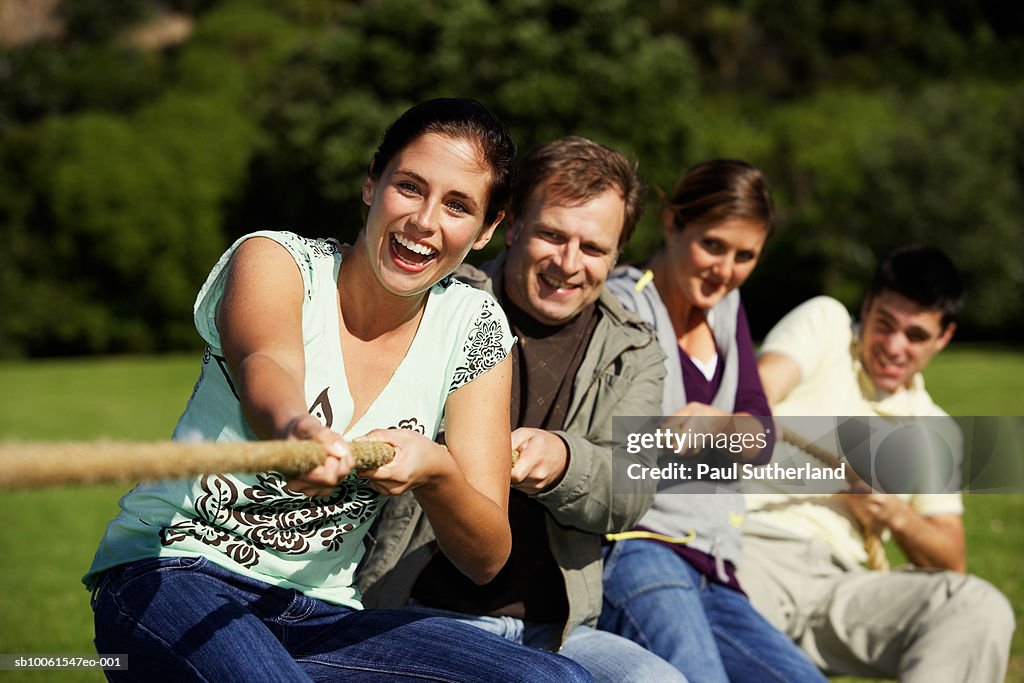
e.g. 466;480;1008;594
738;521;1014;682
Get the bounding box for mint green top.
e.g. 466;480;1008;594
84;230;514;608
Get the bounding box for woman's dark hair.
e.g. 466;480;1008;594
369;98;516;225
667;159;774;237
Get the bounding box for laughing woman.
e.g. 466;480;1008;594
85;99;590;683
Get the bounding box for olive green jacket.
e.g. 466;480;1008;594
356;254;665;650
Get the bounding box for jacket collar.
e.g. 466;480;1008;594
458;252;651;338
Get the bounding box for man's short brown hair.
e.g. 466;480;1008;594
510;137;644;251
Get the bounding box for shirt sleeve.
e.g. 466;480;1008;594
447;293;516;394
910;493;964;517
759;296;853;381
193;230;315;349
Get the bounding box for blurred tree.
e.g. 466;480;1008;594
852;82;1024;339
58;0;151;43
739;83;1024;341
235;0;700;262
643;0;1024;97
2;0;1023;355
0;45;164;129
0;2;300;356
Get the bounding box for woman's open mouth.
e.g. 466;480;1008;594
390;234;438;271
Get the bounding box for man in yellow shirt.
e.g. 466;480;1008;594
744;245;1014;681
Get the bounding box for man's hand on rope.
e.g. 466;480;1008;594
510;428;568;495
841;492;911;536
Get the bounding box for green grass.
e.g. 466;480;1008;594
0;348;1021;682
922;343;1024;416
0;485;124;682
0;354;198;682
0;354;199;441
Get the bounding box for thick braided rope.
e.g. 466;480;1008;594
777;425;890;571
0;440;395;490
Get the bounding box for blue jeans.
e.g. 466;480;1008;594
92;556;591;682
405;603;686;683
598;540;827;683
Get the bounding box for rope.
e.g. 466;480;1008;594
0;439;395;490
777;424;890;571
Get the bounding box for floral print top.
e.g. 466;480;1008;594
84;230;514;608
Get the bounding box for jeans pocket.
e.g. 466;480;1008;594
603;541;696;607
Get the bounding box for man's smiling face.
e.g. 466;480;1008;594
859;289;955;393
502;186;624;326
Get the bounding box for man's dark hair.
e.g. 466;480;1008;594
867;245;964;328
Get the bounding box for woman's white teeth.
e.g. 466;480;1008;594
393;234;436;256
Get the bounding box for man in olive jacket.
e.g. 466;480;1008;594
357;137;677;683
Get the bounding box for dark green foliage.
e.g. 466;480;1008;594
237;0;699;259
737;83;1024;340
58;0;151;43
0;3;297;356
2;0;1023;356
0;45;164;127
1;97;257;355
644;0;1024;97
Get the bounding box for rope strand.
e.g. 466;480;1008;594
0;440;395;489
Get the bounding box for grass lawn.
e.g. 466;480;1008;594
0;347;1021;682
921;343;1024;417
0;354;200;682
